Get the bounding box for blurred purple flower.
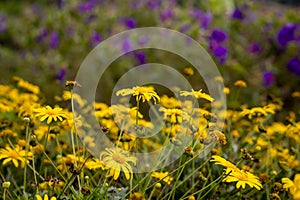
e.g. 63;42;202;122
122;38;133;53
0;14;7;33
134;52;147;64
287;57;300;76
57;67;66;82
122;17;136;29
147;0;162;9
78;1;95;13
57;0;65;9
231;8;245;20
249;43;261;53
262;72;275;87
90;31;102;46
138;35;149;46
50;31;59;48
277;23;297;47
66;27;74;36
201;12;212;29
35;29;49;43
160;9;174;22
85;14;98;23
192;9;212;29
211;44;228;64
210;29;227;43
179;24;190;33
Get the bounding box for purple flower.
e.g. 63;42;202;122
57;0;65;9
122;37;133;53
122;17;136;29
50;31;59;48
57;67;66;82
134;52;147;64
211;44;228;64
201;12;212;29
78;1;95;13
90;31;102;46
249;43;261;53
85;14;98;23
262;72;275;87
231;8;245;20
0;14;7;33
277;23;297;47
287;57;300;76
35;28;49;43
160;9;174;22
210;29;227;43
138;35;149;46
179;24;190;33
147;0;162;9
192;9;212;29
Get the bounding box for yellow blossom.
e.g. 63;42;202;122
180;89;214;102
234;80;247;88
34;105;67;124
223;170;263;190
35;194;57;200
0;145;32;168
151;171;173;184
116;86;160;103
100;148;137;180
282;174;300;200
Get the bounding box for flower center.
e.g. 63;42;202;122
112;153;126;164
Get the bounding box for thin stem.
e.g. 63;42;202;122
70;90;81;191
23;120;30;197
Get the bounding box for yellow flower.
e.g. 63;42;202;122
240;105;275;120
183;67;194;76
180;89;214;102
0;145;32;168
282;174;300;200
159;107;190;124
13;76;40;94
234;80;247;88
223;170;263;190
116;86;160;103
100;148;137;180
34;105;67;124
35;194;57;200
211;156;262;190
159;95;181;108
210;155;239;174
151;171;173;184
292;91;300;98
129;192;145;200
85;158;107;170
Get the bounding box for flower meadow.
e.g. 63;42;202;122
1;1;300;200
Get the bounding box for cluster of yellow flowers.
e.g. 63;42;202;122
0;77;299;199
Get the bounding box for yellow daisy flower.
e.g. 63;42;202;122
282;174;300;200
0;145;32;168
151;171;173;184
223;170;263;190
100;148;137;180
180;89;214;102
34;105;67;124
35;194;57;200
210;155;239;174
116;86;160;104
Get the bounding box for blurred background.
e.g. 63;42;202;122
0;0;299;111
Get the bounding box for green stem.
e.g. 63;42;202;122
70;90;82;192
23;120;30;197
